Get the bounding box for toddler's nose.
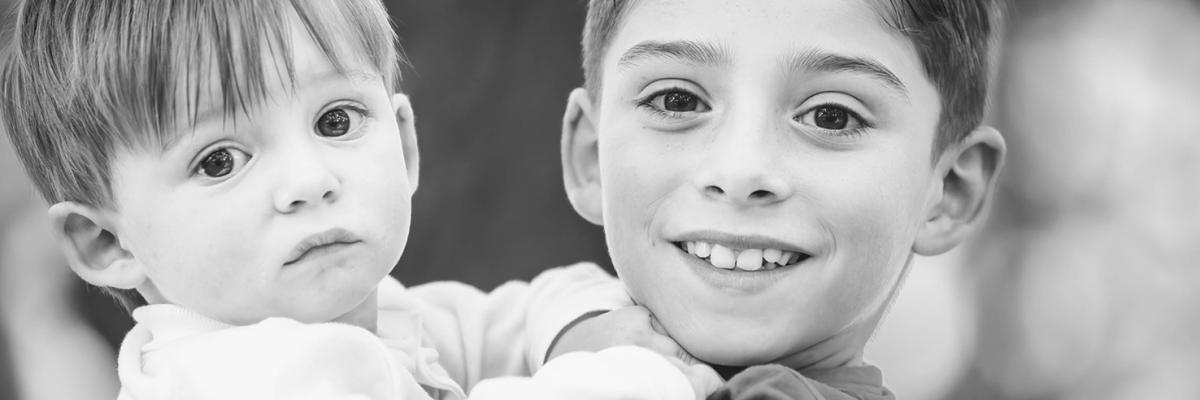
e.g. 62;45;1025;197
273;155;341;213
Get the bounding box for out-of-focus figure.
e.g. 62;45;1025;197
870;1;1200;399
1;1;121;398
958;0;1200;398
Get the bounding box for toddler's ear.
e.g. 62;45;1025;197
47;202;145;290
392;93;419;194
562;88;603;225
914;126;1006;255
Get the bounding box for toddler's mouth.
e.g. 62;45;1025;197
285;228;362;266
672;241;810;271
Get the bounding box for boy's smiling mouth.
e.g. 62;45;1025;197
666;231;813;272
672;241;810;271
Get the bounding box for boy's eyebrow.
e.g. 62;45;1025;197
617;40;732;69
616;42;908;99
786;49;909;99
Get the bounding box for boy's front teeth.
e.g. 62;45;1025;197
680;241;803;271
736;249;763;270
709;245;735;269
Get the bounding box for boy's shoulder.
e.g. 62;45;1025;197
710;364;894;400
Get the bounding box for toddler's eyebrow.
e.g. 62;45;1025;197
159;68;382;152
786;49;909;99
618;40;732;69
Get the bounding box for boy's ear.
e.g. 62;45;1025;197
393;93;420;194
913;126;1007;256
46;202;146;290
562;88;604;226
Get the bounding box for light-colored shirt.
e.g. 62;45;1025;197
468;346;700;400
116;263;632;399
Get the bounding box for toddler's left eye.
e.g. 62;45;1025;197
315;107;365;137
796;105;865;132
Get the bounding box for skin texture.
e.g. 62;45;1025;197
49;20;418;330
563;0;1004;370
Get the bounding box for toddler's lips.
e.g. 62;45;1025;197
284;228;362;266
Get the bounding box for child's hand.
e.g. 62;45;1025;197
548;305;696;363
666;357;724;400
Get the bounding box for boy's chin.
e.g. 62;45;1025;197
687;338;787;367
674;325;797;367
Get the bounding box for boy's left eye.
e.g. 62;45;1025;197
795;104;866;132
641;89;711;114
315;106;366;137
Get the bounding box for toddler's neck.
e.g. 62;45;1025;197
332;290;379;333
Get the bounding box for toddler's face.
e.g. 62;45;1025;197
106;25;412;325
588;0;943;366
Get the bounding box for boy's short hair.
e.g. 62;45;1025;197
0;0;403;311
581;0;1002;153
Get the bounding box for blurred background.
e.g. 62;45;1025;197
1;0;1197;399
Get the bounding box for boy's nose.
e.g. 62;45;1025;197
698;172;792;207
273;152;342;213
693;126;794;207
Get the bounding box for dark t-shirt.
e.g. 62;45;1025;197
709;364;895;400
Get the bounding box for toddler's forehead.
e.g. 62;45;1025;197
154;35;385;147
111;4;398;151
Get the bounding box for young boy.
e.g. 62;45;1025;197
558;0;1007;398
0;0;689;398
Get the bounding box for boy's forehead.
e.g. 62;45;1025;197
602;0;929;95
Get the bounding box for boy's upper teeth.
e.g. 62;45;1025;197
763;248;782;263
681;241;802;271
736;249;763;270
709;244;736;269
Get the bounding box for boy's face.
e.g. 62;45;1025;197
105;25;413;325
575;0;945;366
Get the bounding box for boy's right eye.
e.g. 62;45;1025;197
195;147;250;178
639;88;712;115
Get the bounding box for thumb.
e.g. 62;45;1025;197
648;314;700;365
648;312;668;335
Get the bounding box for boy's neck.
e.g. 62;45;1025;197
768;260;906;372
774;323;872;371
332;290;379;332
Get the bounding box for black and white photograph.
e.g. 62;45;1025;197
1;1;1197;399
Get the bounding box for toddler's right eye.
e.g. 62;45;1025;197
195;147;250;178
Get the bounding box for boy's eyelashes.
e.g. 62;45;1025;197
635;87;712;119
629;83;873;140
793;103;871;137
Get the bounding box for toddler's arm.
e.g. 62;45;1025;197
546;304;698;362
468;346;722;400
396;262;632;390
